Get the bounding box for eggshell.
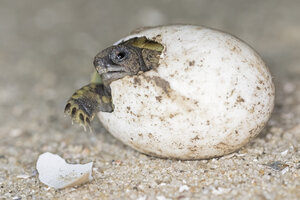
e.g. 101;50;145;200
98;25;275;160
36;152;93;189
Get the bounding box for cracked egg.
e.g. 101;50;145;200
98;25;275;160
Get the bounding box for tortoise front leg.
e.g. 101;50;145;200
64;83;113;129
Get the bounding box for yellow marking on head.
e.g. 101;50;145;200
122;37;164;52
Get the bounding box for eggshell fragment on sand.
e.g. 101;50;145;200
36;152;93;189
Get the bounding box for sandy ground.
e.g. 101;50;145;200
0;0;299;199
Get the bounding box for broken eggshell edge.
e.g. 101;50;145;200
36;152;93;189
98;25;275;160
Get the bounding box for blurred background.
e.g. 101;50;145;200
0;0;299;199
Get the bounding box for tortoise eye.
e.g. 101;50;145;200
116;51;126;61
110;46;129;64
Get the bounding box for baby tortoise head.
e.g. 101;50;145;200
94;36;164;86
94;44;150;86
65;37;163;130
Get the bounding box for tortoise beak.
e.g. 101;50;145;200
93;58;125;75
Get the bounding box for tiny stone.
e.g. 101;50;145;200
267;161;289;171
281;167;289;175
280;149;289;156
179;185;189;192
16;174;30;179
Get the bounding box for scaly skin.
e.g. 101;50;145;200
64;37;163;130
64;79;112;129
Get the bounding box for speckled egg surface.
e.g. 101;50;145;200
98;25;275;160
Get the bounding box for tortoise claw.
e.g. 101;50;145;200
64;99;94;130
64;83;113;131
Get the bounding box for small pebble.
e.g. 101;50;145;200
280;149;289;156
267;161;289;171
179;185;189;192
281;167;289;175
16;174;30;179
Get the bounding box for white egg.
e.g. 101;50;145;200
98;25;275;160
